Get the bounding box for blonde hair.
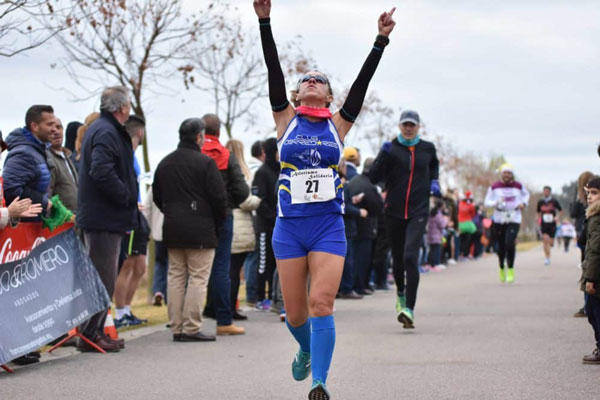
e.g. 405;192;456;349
75;112;100;160
226;139;250;181
577;171;595;204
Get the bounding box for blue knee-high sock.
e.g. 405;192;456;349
310;315;336;384
286;319;311;353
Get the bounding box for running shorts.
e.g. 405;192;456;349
272;213;346;259
541;223;557;238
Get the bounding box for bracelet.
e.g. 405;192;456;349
374;34;390;49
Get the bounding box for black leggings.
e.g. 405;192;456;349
493;223;520;269
230;252;249;312
386;215;428;310
459;233;473;257
257;228;275;301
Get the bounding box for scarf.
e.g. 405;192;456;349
397;134;420;147
296;106;332;119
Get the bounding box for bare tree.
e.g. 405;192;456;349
181;15;315;139
0;0;66;57
45;0;225;171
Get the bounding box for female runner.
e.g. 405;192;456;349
253;1;395;398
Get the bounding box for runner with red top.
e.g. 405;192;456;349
255;1;395;398
369;109;440;329
537;185;563;266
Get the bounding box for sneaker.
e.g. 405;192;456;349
114;315;131;329
506;269;514;283
127;313;148;325
280;309;286;322
398;307;415;329
448;259;457;265
216;324;245;335
437;264;447;270
574;308;586;318
583;348;600;364
395;295;406;314
152;292;164;307
418;265;430;273
261;299;272;311
544;258;551;266
499;268;506;283
292;349;311;381
308;380;330;400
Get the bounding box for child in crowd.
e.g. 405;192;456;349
581;177;600;364
558;220;577;253
427;199;447;271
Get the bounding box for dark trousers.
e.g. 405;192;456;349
428;243;442;266
339;238;356;294
564;237;571;252
207;214;234;326
353;238;373;292
585;295;600;349
493;223;520;269
80;230;122;339
386;214;428;310
230;252;249;312
371;230;390;287
257;226;275;301
152;240;169;302
459;233;473;257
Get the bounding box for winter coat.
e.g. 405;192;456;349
142;189;164;242
252;161;279;232
347;172;384;240
47;147;79;213
153;140;227;249
570;198;587;237
581;201;600;298
3;127;51;217
343;183;360;239
427;211;447;245
345;163;359;181
370;138;439;219
76;112;138;233
232;193;261;254
201;135;249;214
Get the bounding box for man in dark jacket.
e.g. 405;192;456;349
153;118;227;342
200;114;248;335
348;157;384;295
76;86;138;352
3;104;58;220
47;117;79;213
251;137;279;308
370;109;440;329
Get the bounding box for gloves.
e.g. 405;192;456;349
430;179;441;197
381;141;392;154
41;195;73;232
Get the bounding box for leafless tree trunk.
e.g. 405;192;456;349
44;0;225;172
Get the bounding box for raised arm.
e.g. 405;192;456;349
254;0;295;136
332;8;396;140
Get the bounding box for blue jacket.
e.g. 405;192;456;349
3;128;51;218
76;112;138;233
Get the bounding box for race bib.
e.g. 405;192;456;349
542;213;554;223
290;168;336;204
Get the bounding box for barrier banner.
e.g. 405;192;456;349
0;228;110;365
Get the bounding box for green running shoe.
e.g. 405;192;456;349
398;307;415;329
499;268;506;283
292;349;311;381
308;380;330;400
395;295;406;314
506;268;514;283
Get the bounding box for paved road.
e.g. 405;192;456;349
2;245;598;400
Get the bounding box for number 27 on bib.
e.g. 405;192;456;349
290;168;336;204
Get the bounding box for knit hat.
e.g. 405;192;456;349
343;147;359;162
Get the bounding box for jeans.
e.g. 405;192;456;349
429;243;441;266
244;250;259;304
585;294;600;349
207;214;234;326
353;238;373;292
152;240;169;302
339;238;355;294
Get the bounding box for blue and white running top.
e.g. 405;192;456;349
277;115;344;217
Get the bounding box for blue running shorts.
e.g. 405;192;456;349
272;213;347;259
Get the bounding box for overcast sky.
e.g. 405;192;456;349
1;0;598;194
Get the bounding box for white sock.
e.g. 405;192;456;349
125;305;131;315
115;307;128;320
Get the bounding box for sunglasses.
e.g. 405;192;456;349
300;75;328;85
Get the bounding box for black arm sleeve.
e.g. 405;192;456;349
259;18;289;112
340;35;389;122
